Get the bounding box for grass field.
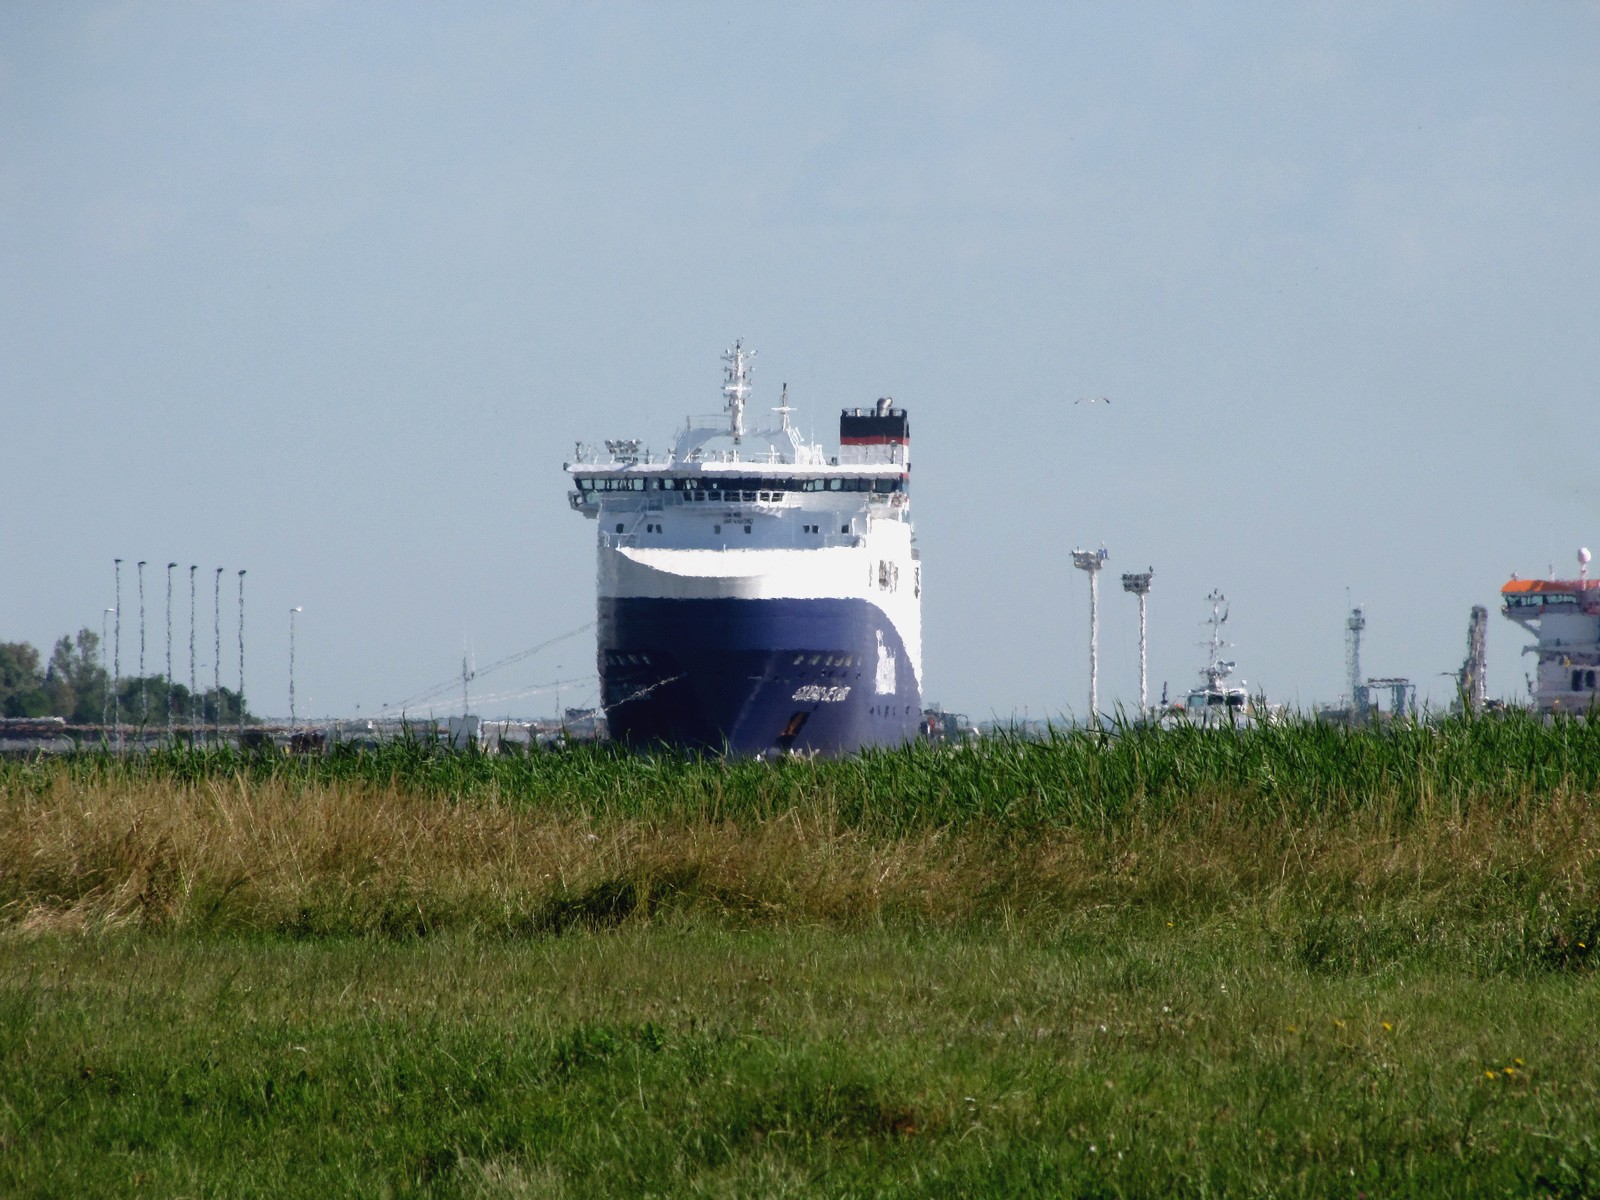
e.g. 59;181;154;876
3;715;1599;1196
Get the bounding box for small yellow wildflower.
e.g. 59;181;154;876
1381;1021;1394;1032
1514;1058;1525;1066
1485;1070;1497;1080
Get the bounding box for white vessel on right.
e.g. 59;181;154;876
1163;589;1272;725
1502;548;1600;716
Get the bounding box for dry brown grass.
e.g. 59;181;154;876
3;766;1598;947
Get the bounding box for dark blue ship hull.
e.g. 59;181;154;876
598;596;921;755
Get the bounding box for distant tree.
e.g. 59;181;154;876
0;642;49;718
112;678;248;729
3;630;255;726
45;629;110;723
201;685;249;726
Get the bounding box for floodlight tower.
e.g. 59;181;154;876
1072;547;1109;723
1121;568;1154;717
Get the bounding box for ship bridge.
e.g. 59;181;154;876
1502;557;1600;715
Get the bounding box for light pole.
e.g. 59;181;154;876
1121;569;1154;718
137;560;147;728
290;607;303;731
113;559;122;748
102;608;114;730
213;568;223;742
1071;547;1108;724
188;566;197;742
166;562;177;739
237;569;246;741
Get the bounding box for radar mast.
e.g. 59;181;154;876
721;339;753;442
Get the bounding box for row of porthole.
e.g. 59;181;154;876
791;653;857;667
604;651;656;667
607;650;860;671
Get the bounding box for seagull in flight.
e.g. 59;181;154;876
1075;395;1111;405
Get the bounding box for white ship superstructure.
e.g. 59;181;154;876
565;341;922;754
1163;590;1272;724
1502;549;1600;716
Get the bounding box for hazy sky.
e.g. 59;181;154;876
4;2;1597;723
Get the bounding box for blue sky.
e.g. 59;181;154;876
3;2;1597;721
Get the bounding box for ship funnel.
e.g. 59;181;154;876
839;401;910;467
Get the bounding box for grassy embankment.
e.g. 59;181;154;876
2;715;1599;1195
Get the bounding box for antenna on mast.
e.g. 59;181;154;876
721;339;753;442
1201;589;1235;690
774;381;794;432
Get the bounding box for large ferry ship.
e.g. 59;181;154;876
1501;548;1599;715
565;342;922;754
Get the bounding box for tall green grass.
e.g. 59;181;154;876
17;708;1600;831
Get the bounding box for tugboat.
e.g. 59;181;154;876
1162;590;1271;725
565;341;923;755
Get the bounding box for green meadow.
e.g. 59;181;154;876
2;715;1598;1196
